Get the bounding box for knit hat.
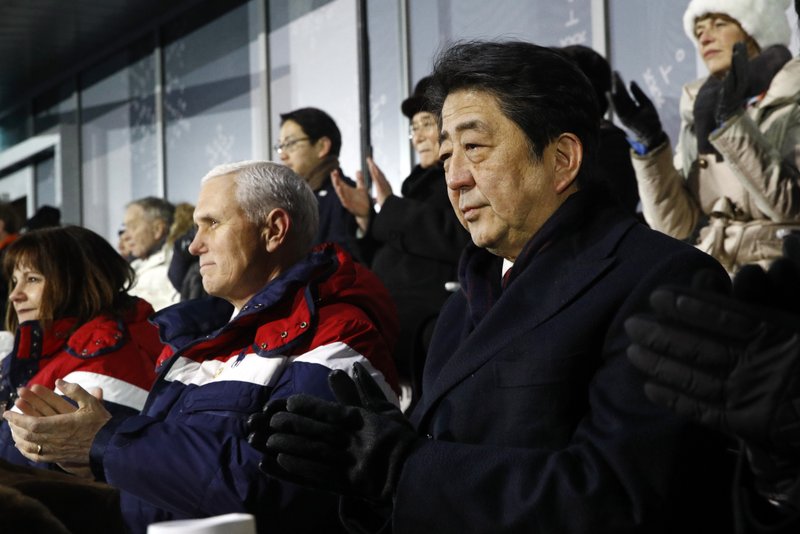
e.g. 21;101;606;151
401;76;435;119
683;0;792;50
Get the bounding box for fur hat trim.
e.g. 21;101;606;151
683;0;791;50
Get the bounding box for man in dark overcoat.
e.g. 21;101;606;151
250;40;735;533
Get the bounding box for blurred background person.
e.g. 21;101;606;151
116;225;134;263
625;3;800;532
557;45;640;218
166;202;194;248
277;108;358;254
166;202;206;301
121;196;179;311
0;225;161;470
20;206;60;234
610;0;800;274
332;76;470;409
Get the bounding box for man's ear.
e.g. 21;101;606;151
263;208;291;253
315;136;332;159
152;219;168;241
552;133;582;194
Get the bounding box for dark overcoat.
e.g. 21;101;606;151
386;191;735;533
360;164;470;383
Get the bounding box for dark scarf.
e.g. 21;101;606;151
458;191;590;332
694;45;791;159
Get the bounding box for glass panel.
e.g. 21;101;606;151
80;36;158;244
608;0;694;146
33;80;78;134
792;6;800;55
268;0;361;176
163;0;265;205
0;166;32;216
35;155;56;208
0;106;31;152
408;0;593;83
367;0;409;192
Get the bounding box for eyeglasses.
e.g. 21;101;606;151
408;120;437;139
273;137;310;154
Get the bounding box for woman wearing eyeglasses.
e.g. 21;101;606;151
332;76;470;410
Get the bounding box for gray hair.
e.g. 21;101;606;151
126;196;175;227
202;160;319;253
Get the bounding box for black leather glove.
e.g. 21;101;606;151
625;281;800;452
608;71;666;151
625;265;800;509
715;41;750;124
731;260;800;315
248;362;417;503
782;232;800;267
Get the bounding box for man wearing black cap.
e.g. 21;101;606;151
333;77;470;408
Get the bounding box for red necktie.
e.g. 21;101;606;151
501;268;512;289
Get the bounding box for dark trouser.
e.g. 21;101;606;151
0;459;124;534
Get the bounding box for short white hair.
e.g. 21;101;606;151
202;160;319;253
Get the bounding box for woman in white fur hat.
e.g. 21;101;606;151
610;0;800;274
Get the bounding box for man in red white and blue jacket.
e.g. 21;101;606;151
4;161;399;534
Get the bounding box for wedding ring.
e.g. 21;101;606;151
36;443;42;455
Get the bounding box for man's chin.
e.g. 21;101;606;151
470;233;508;259
470;234;496;252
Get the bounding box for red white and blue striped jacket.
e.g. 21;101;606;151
89;243;399;534
0;298;162;467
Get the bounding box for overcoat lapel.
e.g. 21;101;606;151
411;212;637;427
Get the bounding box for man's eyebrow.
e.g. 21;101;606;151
439;119;490;143
194;213;217;224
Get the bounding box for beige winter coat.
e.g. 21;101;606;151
632;57;800;273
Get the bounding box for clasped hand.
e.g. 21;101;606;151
3;379;111;476
247;362;417;503
625;281;800;452
625;260;800;508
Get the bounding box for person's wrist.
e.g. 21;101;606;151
642;130;667;151
376;192;393;208
378;422;418;503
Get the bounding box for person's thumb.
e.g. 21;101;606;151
355;170;367;190
54;379;95;407
89;387;104;402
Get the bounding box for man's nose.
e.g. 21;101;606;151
445;151;473;191
187;231;203;256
